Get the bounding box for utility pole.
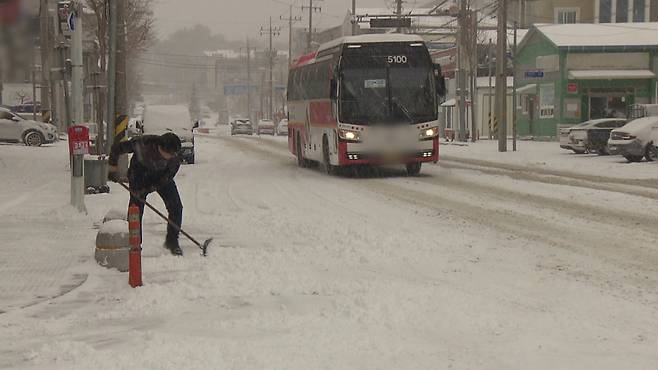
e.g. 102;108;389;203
32;49;38;121
457;0;467;142
39;0;52;122
512;21;518;152
105;0;117;154
396;0;403;32
115;0;127;119
68;0;85;213
352;0;357;35
71;0;83;126
57;41;71;129
281;5;301;67
496;0;508;152
488;37;493;140
470;9;478;142
261;17;280;120
302;0;322;52
246;37;252;121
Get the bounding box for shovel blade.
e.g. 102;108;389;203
201;238;213;257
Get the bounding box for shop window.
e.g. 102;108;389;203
599;0;612;23
634;0;646;22
555;7;580;24
617;0;629;22
521;95;530;115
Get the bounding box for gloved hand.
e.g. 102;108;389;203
108;165;120;183
108;171;120;183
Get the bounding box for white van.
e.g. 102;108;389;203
143;105;195;164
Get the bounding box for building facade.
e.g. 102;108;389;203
510;0;655;26
515;23;658;138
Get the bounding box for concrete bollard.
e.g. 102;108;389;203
95;219;130;272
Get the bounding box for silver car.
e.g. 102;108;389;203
608;117;658;162
567;118;627;154
0;108;58;146
276;119;289;136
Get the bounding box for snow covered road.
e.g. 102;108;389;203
1;129;657;369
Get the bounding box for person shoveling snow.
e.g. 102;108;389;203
108;133;185;256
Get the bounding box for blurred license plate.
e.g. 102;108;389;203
382;152;402;163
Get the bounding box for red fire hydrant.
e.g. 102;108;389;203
128;205;143;287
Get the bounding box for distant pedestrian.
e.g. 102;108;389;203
108;133;184;256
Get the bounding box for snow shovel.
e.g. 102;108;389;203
118;182;212;257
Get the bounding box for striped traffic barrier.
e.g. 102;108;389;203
128;204;142;288
115;115;129;143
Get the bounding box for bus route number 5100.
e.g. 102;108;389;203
387;55;408;64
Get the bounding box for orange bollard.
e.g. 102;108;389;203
128;205;143;287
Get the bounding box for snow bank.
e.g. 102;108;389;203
440;139;658;180
99;219;128;235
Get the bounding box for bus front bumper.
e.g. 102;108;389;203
339;139;438;166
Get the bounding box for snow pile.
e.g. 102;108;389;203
99;219;128;235
440;139;658;180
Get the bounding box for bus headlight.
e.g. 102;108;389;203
338;129;361;142
420;127;439;140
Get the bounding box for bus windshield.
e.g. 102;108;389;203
339;43;436;125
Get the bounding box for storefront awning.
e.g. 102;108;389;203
568;69;656;80
516;84;537;94
440;98;456;107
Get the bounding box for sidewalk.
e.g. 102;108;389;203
439;139;658;181
0;143;95;314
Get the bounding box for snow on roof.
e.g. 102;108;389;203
568;69;656;80
534;22;658;48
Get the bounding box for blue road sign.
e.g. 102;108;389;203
525;70;544;78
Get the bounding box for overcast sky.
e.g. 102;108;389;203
152;0;405;40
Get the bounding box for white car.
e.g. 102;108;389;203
256;119;275;135
276;119;288;136
609;116;658;162
0;107;58;146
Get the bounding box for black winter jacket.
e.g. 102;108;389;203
109;135;180;191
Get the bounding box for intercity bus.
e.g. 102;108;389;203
287;34;446;175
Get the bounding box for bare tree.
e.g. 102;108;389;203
85;0;155;105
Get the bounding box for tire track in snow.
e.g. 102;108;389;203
221;134;658;309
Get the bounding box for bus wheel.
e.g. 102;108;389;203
406;162;422;176
322;136;336;175
296;132;306;168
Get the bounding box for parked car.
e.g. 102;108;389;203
608;117;658;162
230;118;254;135
276;119;288;136
127;117;144;137
559;121;591;152
12;102;46;122
0;107;57;146
257;119;275;135
567;118;627;155
178;130;195;164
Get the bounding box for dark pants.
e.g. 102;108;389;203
128;180;183;243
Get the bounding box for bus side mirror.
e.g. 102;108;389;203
433;63;446;96
330;79;338;100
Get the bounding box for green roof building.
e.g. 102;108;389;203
515;22;658;138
